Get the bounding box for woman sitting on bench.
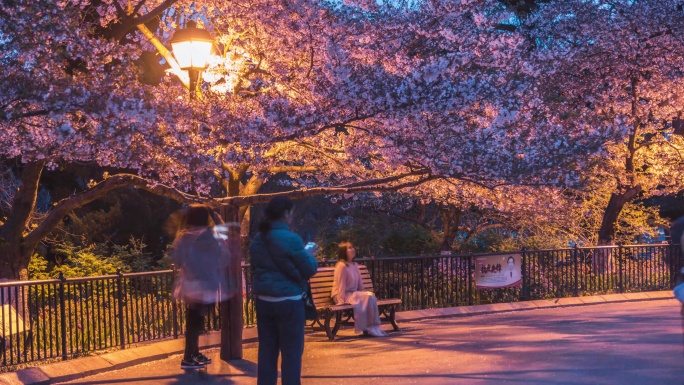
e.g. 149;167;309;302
331;242;388;337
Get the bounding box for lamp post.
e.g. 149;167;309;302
169;21;243;361
170;21;214;99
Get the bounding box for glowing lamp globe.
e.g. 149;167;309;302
170;21;214;70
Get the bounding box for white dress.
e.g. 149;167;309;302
331;261;381;333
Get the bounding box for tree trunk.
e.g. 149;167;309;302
0;161;46;281
597;186;642;245
237;175;263;252
439;207;461;254
219;204;243;361
595;186;642;273
0;243;31;281
0;161;45;333
0;241;31;335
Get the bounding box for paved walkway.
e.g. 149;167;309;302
0;291;684;385
54;298;684;385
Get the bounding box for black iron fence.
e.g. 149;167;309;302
0;244;680;369
358;244;682;310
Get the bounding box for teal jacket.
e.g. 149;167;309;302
249;221;318;297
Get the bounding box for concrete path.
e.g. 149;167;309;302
56;299;684;385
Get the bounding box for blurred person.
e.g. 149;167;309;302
331;241;388;337
671;217;684;308
168;204;236;370
670;216;684;358
674;243;684;358
670;216;684;246
249;196;318;385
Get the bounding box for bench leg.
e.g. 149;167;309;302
388;306;399;331
331;312;342;340
342;310;353;323
309;314;323;329
323;311;334;340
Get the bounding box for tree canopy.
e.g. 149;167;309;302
1;0;683;278
522;0;684;243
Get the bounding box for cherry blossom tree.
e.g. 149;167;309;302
0;0;615;281
523;0;684;245
343;169;667;254
350;182;600;253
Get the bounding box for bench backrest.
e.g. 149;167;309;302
310;264;374;308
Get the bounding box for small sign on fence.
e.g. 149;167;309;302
475;253;522;289
0;304;25;337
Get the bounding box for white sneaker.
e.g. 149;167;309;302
367;326;387;337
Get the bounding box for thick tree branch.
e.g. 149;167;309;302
461;223;504;245
340;169;430;188
262;141;360;177
213;169;230;192
24;174;208;247
126;4;188;89
268;166;320;173
112;0;180;41
238;175;264;223
222;174;439;206
3;109;50;121
241;175;264;197
231;164;250;182
269;114;380;143
295;142;363;177
23;168;437;253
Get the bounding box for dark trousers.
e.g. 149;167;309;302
184;303;206;361
256;298;305;385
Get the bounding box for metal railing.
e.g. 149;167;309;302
357;244;682;310
0;269;183;369
0;243;679;369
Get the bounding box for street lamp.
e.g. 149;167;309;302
170;20;244;361
170;21;214;99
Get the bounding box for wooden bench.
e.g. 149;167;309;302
309;264;401;340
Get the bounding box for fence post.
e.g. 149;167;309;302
573;245;579;297
467;254;474;306
617;244;623;293
668;244;675;287
671;243;682;288
116;269;126;350
420;257;426;309
520;248;527;301
58;272;67;360
171;264;178;339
